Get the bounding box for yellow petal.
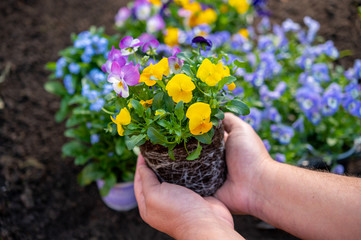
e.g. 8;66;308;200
117;108;131;125
166;74;195;103
186;102;211;120
227;82;236;91
197;58;213;81
157;58;170;76
117;124;124;136
189;120;213;135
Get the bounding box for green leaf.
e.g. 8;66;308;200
99;173;117;197
62;140;87;157
194;128;215;145
164;94;174;112
126;134;147;150
65;115;82;127
64;128;77;138
217;76;237;90
186;142;203;160
131;99;144;117
77;163;104;186
181;64;193;77
224;99;250;116
152;92;164;110
234;60;247;69
45;62;57;71
44;81;67;96
55;98;70;122
74;155;90;165
147;127;168;145
174;101;184;121
176;52;195;65
168;148;175;160
214;109;225;120
115;138;126;155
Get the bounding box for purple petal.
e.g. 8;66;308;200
119;36;133;49
110;61;123;76
123;63;140;86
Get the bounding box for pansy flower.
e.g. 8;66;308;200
229;0;249;14
107;62;140;97
191;36;212;51
147;14;166;34
166;74;195;103
142;39;160;55
140;99;153;108
164;27;179;47
119;36;143;56
197;59;230;86
102;46;126;73
111;108;131;136
139;58;169;86
186;102;213;135
169;48;184;74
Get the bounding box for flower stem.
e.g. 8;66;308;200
101;107;116;115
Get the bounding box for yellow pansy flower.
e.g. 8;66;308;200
186;102;213;135
174;0;189;6
140;58;169;86
229;0;250;14
111;108;131;136
148;0;161;6
238;28;249;39
196;59;230;86
166;74;195;103
140;99;153;108
164;27;179;47
190;8;217;27
227;82;236;91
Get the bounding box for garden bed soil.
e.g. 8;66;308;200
1;0;360;239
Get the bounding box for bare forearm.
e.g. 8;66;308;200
251;160;361;239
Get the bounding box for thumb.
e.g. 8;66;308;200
223;112;245;134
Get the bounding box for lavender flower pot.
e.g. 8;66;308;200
96;180;137;211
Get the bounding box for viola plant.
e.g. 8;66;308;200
102;35;249;195
208;16;361;172
45;27;137;196
103;35;249;159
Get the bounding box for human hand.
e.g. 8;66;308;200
134;154;243;240
214;113;273;215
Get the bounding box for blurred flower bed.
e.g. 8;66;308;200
45;0;361;195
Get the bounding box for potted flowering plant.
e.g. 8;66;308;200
102;35;250;196
205;16;361;172
45;27;138;211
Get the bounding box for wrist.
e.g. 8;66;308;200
174;218;243;240
246;157;281;217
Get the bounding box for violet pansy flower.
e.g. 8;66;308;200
169;47;184;74
191;36;212;51
102;46;126;73
119;36;143;56
142;39;160;55
107;62;140;98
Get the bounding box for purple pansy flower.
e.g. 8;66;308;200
119;36;143;56
107;62;140;98
275;153;286;163
102;46;126;73
271;124;295;145
191;36;212;51
282;18;300;32
147;14;166;34
263;139;271;152
169;48;184;74
321;83;342;116
331;164;345;175
115;7;131;27
142;39;160;55
240;107;263;131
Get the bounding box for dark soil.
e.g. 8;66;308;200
0;0;360;239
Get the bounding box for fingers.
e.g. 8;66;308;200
134;154;146;216
137;154;160;196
